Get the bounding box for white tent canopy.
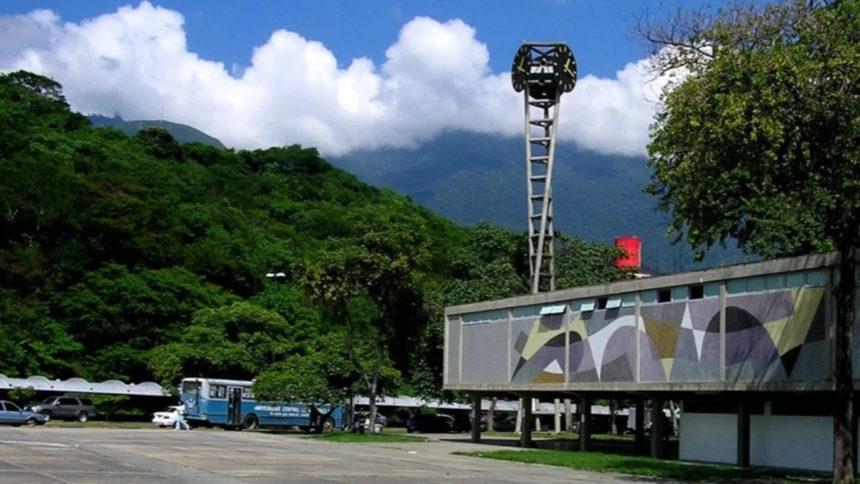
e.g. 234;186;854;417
0;374;170;397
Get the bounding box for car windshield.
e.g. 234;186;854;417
42;398;55;404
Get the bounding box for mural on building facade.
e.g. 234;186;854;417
639;299;720;382
723;287;826;382
509;287;827;385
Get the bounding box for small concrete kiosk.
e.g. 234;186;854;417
444;251;860;472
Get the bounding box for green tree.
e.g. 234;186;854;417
254;330;400;432
148;302;298;387
302;206;427;430
637;1;860;480
554;233;632;289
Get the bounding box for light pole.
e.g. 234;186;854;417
264;272;287;302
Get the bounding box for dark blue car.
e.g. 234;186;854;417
0;400;47;427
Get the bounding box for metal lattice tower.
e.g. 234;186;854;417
511;42;578;294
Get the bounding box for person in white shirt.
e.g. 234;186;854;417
174;402;191;431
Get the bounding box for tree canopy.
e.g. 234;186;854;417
638;1;860;481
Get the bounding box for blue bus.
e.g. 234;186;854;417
179;377;345;431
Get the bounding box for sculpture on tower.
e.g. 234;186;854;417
511;42;578;294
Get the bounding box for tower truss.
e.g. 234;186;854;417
511;42;578;294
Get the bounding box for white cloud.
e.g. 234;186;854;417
0;2;671;158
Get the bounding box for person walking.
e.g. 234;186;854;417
174;402;191;431
309;403;320;432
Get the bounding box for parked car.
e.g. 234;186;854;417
0;400;47;427
406;413;457;433
151;406;183;428
29;396;96;423
485;415;517;432
353;412;387;433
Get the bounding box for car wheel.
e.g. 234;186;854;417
76;412;88;423
322;417;335;433
25;417;37;427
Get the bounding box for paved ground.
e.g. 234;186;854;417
0;427;636;484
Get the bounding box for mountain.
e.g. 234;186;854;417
331;131;746;273
88;115;227;149
85;114;744;273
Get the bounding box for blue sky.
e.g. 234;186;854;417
1;0;696;79
0;1;700;156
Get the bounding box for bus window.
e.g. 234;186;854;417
242;387;255;401
209;385;227;399
181;381;200;395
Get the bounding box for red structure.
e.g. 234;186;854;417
614;236;642;270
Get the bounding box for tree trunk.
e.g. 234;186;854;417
669;400;679;437
610;400;617;435
834;246;856;484
487;397;497;432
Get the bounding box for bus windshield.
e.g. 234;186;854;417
181;380;200;395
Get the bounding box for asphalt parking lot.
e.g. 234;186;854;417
0;427;628;484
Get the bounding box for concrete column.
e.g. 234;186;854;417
736;400;750;467
515;398;523;433
471;394;482;444
579;396;591;452
534;398;541;432
635;398;646;455
520;394;533;448
554;399;561;434
564;398;573;432
650;397;665;459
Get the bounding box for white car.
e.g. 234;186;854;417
151;406;182;428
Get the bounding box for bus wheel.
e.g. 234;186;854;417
322;417;335;433
242;414;259;430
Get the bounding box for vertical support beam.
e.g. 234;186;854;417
458;317;464;383
719;281;727;382
737;400;750;467
443;314;449;386
507;309;513;383
534;398;542;432
471;393;482;444
825;267;834;378
515;398;523;434
635;398;646;456
521;394;534;448
580;396;591;452
564;306;571;384
554;399;561;434
651;397;665;459
635;292;642;382
524;92;562;294
564;398;573;432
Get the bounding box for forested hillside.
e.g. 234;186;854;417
82;118;745;274
1;70;632;400
88;114;227;149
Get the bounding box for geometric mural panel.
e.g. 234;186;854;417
502;285;829;386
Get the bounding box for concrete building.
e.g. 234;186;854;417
444;251;859;472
